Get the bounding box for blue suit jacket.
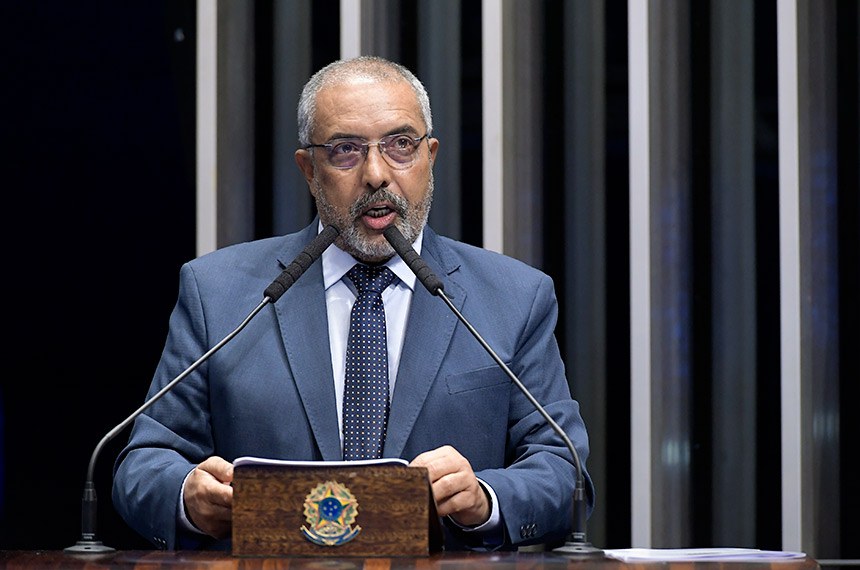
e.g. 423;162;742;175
112;222;594;551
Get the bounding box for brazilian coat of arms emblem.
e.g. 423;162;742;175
300;480;361;546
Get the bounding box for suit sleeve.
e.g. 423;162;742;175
111;262;220;550
471;272;595;548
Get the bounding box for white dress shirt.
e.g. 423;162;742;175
321;229;420;445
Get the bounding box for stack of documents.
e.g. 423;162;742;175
604;548;807;562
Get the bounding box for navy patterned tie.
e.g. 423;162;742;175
342;263;397;460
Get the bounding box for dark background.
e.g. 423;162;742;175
1;2;196;549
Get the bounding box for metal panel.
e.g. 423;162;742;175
776;0;805;552
341;0;361;59
629;0;695;549
709;0;757;547
798;1;841;556
420;0;463;240
780;0;842;557
482;0;504;253
272;0;313;235
360;0;399;57
564;0;608;549
216;0;255;247
628;0;652;548
647;0;693;548
502;1;543;267
197;0;218;256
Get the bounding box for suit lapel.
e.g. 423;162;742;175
385;228;466;459
273;225;466;461
275;224;342;461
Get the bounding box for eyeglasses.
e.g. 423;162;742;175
306;133;428;170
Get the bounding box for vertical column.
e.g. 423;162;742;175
630;0;695;547
565;0;607;547
361;0;400;57
798;1;841;556
710;0;757;547
777;0;806;552
272;0;312;235
216;0;255;247
779;0;842;557
628;0;652;548
341;0;362;59
502;2;544;266
197;0;218;256
420;0;463;239
478;1;544;263
648;0;694;547
482;0;504;253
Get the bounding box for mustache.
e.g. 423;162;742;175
349;188;408;219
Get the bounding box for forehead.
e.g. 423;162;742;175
313;79;424;139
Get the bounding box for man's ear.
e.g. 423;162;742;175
295;149;315;191
427;137;440;165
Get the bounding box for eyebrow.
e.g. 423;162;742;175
325;124;421;141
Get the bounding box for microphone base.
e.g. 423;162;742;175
553;541;605;557
64;540;116;554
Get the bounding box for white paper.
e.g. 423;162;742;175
233;456;409;468
604;548;807;562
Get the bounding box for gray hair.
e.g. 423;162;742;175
297;56;433;147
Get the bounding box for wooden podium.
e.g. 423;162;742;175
1;551;824;570
232;458;443;557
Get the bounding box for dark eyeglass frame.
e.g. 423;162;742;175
305;133;428;170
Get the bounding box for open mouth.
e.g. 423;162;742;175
364;205;393;218
359;203;399;231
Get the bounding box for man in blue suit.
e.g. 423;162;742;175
112;55;594;551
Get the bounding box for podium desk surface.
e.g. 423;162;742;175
0;550;820;570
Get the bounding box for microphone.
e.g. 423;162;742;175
383;225;603;557
264;225;339;301
65;225;339;554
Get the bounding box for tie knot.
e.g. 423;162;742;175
347;264;396;295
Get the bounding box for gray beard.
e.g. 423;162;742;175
313;171;434;263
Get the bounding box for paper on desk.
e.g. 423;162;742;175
233;456;409;468
604;548;807;562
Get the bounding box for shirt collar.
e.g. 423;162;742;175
319;221;423;292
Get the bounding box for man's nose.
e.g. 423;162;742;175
361;142;391;184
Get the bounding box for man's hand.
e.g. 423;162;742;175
183;456;234;539
409;445;490;527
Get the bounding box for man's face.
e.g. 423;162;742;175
295;79;439;263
